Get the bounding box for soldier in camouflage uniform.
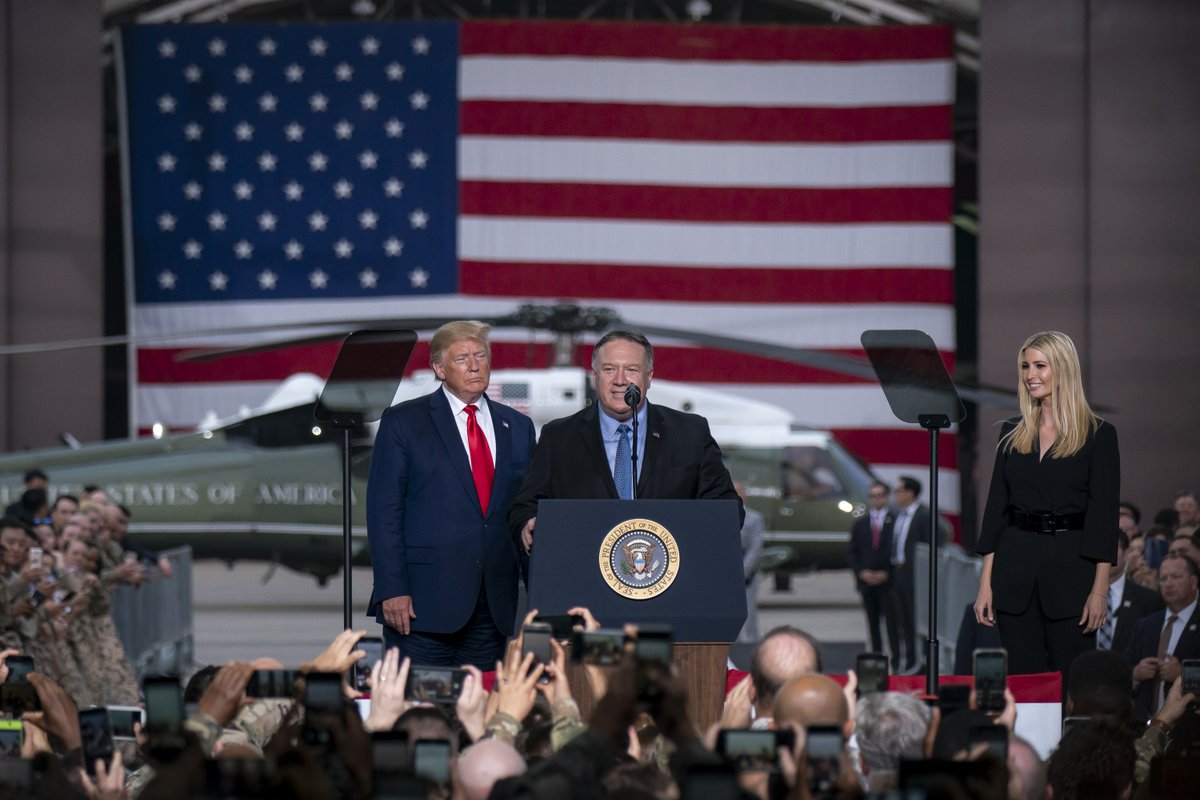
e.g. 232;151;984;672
79;539;141;705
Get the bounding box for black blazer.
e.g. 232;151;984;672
508;402;742;540
848;512;894;590
1125;606;1200;722
1110;579;1166;657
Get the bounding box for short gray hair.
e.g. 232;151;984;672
855;692;930;775
591;329;653;371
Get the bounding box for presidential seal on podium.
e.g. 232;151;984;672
598;517;680;599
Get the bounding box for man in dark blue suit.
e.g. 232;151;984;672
1126;553;1200;722
848;481;896;660
366;321;535;668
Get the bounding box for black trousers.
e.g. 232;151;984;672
996;588;1093;700
858;584;898;656
889;571;918;668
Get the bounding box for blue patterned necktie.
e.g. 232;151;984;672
614;424;633;499
1097;591;1114;650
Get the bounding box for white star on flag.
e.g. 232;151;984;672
309;37;328;56
308;211;328;231
285;122;304;141
183;240;202;259
361;37;380;55
409;91;429;110
408;268;429;288
183;181;203;200
184;122;203;140
235;65;253;84
309;93;329;112
411;36;430;55
158;95;176;113
258;152;278;171
360;91;379;110
157;153;176;172
258;37;277;56
209;271;229;291
283;181;304;201
408;150;428;169
309;269;329;289
359;209;379;229
183;64;202;83
384;178;404;197
385;62;404;81
284;240;303;260
157;212;176;231
207;211;227;230
208;38;227;57
335;63;354;81
384;118;404;138
334;180;353;199
234;240;253;259
158;40;176;58
408;209;429;229
308;152;328;171
335;239;354;258
258;93;278;112
258;270;278;289
233;181;254;200
158;270;177;289
285;63;304;82
208;152;227;171
335;120;354;139
257;211;277;231
383;237;403;257
358;268;379;288
235;122;254;141
358;150;378;169
208;94;227;112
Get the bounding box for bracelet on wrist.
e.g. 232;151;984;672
1149;717;1172;734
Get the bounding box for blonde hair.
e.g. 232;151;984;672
429;320;491;366
1002;331;1099;458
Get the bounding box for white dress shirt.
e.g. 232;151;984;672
442;386;497;468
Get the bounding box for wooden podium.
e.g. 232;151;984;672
528;499;745;732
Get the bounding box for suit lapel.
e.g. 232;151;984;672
428;390;481;513
576;406;617;498
637;404;664;496
1173;613;1200;657
487;396;511;519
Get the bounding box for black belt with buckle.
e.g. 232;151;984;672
1011;509;1086;534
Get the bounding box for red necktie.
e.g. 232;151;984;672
464;404;494;514
871;517;881;551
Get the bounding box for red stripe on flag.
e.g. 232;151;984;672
460;102;953;143
136;342;954;386
832;428;960;470
461;21;954;62
460;262;954;305
460;183;952;223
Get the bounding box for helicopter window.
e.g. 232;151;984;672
224;404;364;448
781;446;846;501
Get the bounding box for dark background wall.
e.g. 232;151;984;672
0;0;104;451
977;0;1200;533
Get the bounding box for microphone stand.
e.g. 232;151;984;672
625;385;640;499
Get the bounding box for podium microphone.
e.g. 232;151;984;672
624;385;641;498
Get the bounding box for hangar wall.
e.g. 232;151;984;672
976;0;1200;534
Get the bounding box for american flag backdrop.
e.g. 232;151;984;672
118;21;958;519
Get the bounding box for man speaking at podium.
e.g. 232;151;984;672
509;329;742;555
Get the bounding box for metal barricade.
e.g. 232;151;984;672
110;546;194;678
914;541;981;674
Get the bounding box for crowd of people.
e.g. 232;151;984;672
1;608;1198;799
2;473;171;711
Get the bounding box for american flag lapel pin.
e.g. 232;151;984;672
652;431;661;439
502;420;510;428
1123;600;1131;608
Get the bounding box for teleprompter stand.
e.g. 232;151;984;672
315;330;417;630
861;330;965;695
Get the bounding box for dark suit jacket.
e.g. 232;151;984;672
366;389;535;636
508;402;742;539
848;512;894;592
892;505;945;590
1110;579;1166;657
1125;605;1200;721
